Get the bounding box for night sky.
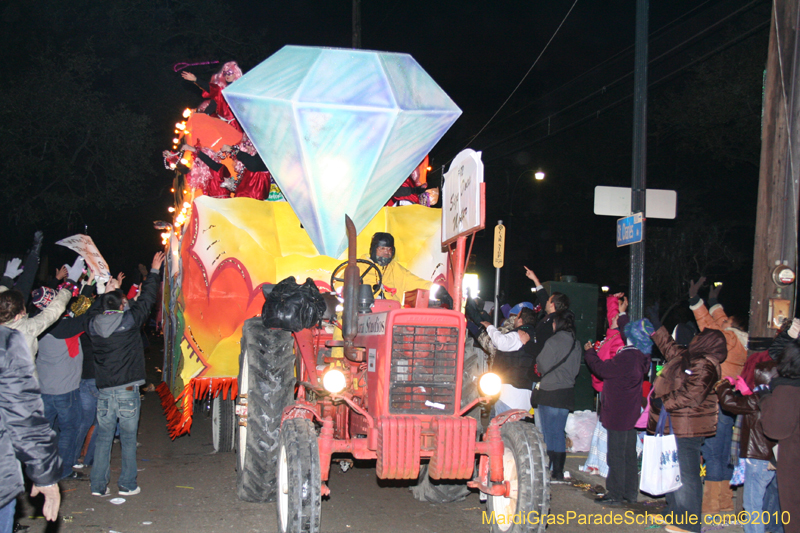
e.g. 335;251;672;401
2;0;770;323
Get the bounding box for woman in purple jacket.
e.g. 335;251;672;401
584;318;653;505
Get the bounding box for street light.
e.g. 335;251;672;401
508;169;546;216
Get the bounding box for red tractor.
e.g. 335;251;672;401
234;217;550;533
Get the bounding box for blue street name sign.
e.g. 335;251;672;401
616;212;643;247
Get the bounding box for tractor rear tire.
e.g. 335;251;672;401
487;421;550;533
212;395;235;453
411;337;486;503
277;418;321;533
236;318;295;503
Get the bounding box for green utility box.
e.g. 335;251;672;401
544;280;599;411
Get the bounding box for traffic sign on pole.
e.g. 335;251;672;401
493;223;505;268
616;213;643;247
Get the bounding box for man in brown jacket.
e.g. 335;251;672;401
647;308;727;533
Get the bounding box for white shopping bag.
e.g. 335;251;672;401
639;409;682;496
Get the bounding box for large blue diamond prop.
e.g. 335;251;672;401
223;46;461;257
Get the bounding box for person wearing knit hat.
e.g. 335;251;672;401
0;255;85;362
624;318;655;355
584;318;653;505
31;287;58;310
582;293;630;479
35;276;102;482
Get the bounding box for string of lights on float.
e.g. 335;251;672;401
160;108;195;246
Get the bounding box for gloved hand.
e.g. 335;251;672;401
734;376;752;395
645;303;661;330
65;257;85;283
4;258;23;279
708;282;722;303
435;285;453;310
688;277;706;301
95;277;108;295
31;230;44;257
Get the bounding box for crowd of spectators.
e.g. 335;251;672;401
467;267;798;533
0;232;162;532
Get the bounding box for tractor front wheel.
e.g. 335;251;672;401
487;421;550;533
277;418;322;533
235;318;295;502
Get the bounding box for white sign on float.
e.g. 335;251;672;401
442;149;485;245
55;234;112;281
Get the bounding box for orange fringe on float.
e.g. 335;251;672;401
156;378;238;440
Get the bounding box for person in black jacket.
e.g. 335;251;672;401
523;266;570;428
87;252;164;497
0;326;62;529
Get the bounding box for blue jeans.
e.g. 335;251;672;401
0;498;15;533
41;388;82;479
90;388;141;493
76;378;99;465
538;405;569;453
665;436;704;533
763;473;783;533
701;407;735;481
743;459;777;533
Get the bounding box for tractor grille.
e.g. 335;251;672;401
389;325;459;414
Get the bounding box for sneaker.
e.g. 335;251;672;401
72;463;85;469
65;471;89;481
664;525;692;533
92;487;111;496
119;486;141;496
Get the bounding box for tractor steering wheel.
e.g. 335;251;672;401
330;259;383;297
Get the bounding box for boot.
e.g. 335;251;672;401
547;450;556;473
551;452;567;481
717;481;735;513
702;481;720;515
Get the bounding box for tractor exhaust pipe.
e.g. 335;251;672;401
341;215;359;360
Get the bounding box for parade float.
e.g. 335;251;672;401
157;45;549;533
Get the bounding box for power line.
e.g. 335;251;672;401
432;0;766;177
464;0;580;149
486;18;769;163
481;0;722;134
477;0;766;155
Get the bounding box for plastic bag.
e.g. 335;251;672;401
639;410;682;495
564;410;597;452
261;276;327;332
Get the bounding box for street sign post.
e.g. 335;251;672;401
616;213;643;247
493;221;505;326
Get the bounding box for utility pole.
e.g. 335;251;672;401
629;0;649;320
352;0;362;49
748;0;800;351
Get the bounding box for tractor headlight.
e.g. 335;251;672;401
479;372;502;396
323;368;346;394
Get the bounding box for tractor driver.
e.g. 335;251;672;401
363;232;453;308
